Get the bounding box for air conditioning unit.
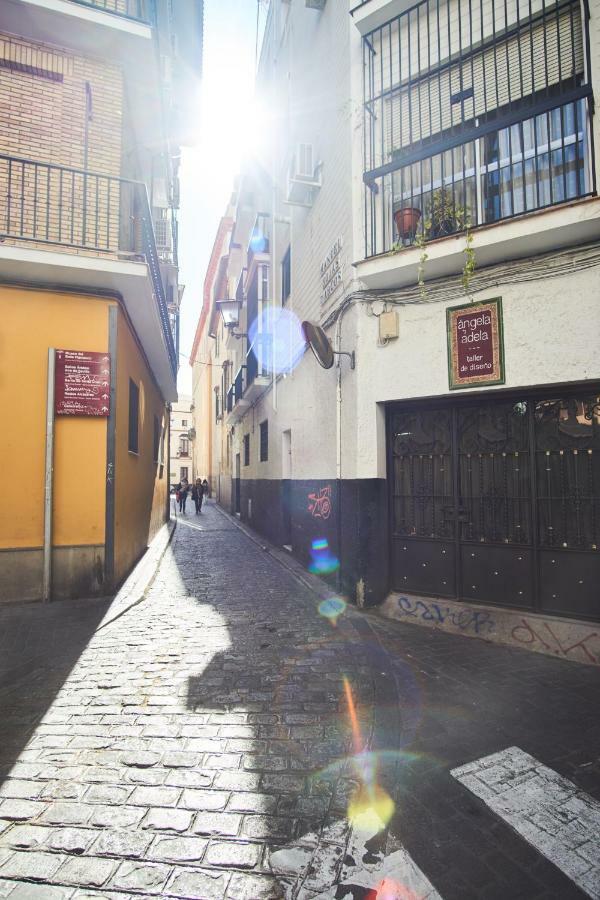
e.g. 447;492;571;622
286;143;321;207
154;216;172;252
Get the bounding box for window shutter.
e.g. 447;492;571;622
373;0;583;161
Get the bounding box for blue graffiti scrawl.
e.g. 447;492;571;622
396;595;495;636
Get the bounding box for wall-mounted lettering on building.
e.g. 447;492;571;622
55;349;110;416
320;236;344;305
447;298;505;390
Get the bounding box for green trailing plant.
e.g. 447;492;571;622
424;187;467;239
415;229;429;299
461;225;476;293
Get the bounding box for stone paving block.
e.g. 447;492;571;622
0;800;46;821
8;884;74;899
57;854;117;888
142;808;193;833
214;771;261;792
46;828;96;855
204;840;261;869
228;793;278;814
184;739;228;753
165;866;229;899
241;816;295;840
90;830;152;859
0;880;16;898
226;871;286;899
180;789;230;811
129;786;180;807
0;850;66;881
0;825;51;849
83;785;132;805
162;752;200;769
192;813;242;837
88;806;145;829
147;835;208;863
203;754;241;771
40;783;87;802
0;781;43;800
261;774;305;794
244;755;287;772
39;804;93;827
109;860;171;894
120;752;160;768
122;768;166;786
163;769;215;789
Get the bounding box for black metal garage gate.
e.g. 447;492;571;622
388;390;600;621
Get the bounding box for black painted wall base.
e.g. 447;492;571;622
231;477;389;607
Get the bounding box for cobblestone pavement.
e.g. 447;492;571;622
0;500;599;899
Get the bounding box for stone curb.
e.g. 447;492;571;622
97;517;177;630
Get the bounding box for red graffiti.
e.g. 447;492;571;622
308;486;332;520
511;618;599;665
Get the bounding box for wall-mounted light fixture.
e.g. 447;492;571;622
216;299;247;339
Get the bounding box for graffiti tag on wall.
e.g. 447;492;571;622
308;486;332;520
511;618;600;665
396;595;495;636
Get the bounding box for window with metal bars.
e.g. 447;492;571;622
362;0;594;255
128;380;139;454
244;434;250;466
260;420;269;462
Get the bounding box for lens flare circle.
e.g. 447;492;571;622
248;307;305;376
348;783;395;831
318;596;347;621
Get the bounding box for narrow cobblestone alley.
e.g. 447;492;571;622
0;501;599;900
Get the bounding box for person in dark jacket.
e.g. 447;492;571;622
178;477;189;514
192;479;204;515
201;478;210;500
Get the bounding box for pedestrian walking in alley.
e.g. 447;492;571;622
192;478;204;514
178;477;189;514
202;477;210;499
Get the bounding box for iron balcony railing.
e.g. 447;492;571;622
247;213;271;269
234;365;247;403
0;153;177;376
246;334;272;388
67;0;154;24
362;0;595;256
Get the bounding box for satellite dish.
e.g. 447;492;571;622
302;321;334;370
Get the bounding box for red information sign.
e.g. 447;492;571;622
55;349;110;417
447;298;505;390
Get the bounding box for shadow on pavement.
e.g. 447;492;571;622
0;596;111;788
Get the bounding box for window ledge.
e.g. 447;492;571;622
353;195;600;290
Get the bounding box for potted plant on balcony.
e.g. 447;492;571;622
424;187;467;239
393;205;422;241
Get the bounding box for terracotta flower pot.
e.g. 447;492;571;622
394;206;421;240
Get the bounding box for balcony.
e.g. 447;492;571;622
356;0;598;287
65;0;153;23
247;213;271;272
226;365;251;423
245;335;272;403
0;153;177;393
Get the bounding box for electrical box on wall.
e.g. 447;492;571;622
379;310;399;341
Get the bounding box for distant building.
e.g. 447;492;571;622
170;396;194;486
0;0;203;603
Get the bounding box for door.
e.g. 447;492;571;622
234;453;241;515
389;390;600;620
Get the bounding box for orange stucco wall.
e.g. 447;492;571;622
0;286;110;550
113;307;168;585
